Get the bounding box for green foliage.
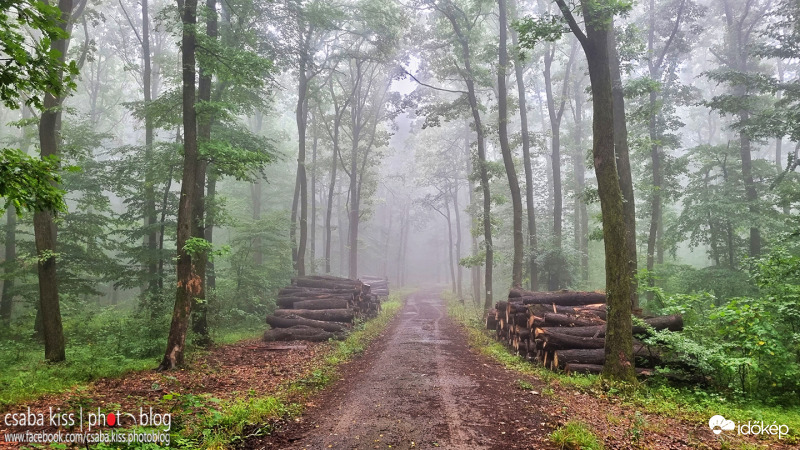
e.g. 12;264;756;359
212;211;293;327
0;148;66;215
0;0;79;110
643;244;800;402
549;420;604;450
675;143;781;268
513;15;568;52
0;295;267;409
183;237;214;258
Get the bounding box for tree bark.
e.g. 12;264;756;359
609;27;638;309
189;0;217;348
497;0;523;288
443;195;457;293
159;0;199;371
452;183;463;300
290;168;300;269
509;0;538;292
1;207;16;323
543;40;576;290
296;50;310;276
34;0;75;363
141;0;158;295
555;0;635;381
310;110;318;272
465;137;482;305
252;113;264;266
571;72;589;283
441;4;493;309
205;173;217;299
324;99;342;274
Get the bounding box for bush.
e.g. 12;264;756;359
643;245;800;404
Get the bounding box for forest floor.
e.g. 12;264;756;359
1;289;795;449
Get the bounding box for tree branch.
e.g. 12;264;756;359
553;0;587;48
401;67;468;94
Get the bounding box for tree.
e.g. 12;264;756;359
608;23;637;309
704;0;772;258
429;0;495;310
497;0;524;288
542;36;577;290
508;0;539;291
159;0;200;371
629;0;704;298
522;0;636;381
33;0;87;363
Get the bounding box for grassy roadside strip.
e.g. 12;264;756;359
445;293;800;447
0;326;263;411
175;289;411;449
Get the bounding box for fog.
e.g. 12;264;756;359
1;0;798;364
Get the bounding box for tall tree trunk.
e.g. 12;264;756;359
252;112;263;266
645;88;661;301
296;65;309;276
396;206;406;285
347;161;359;279
442;8;493;309
157;159;175;291
34;0;75;363
609;27;638;309
1;107;31;323
1;207;16;323
205;173;217;309
571;73;589;283
452;183;463;300
644;0;660;300
556;0;635;381
290;170;300;268
347;68;362;280
142;0;158;295
190;0;216;348
543;40;575;290
509;7;538;291
310;111;318;273
324;121;339;274
444;197;456;293
465;138;481;304
740;110;760;257
543;45;562;290
497;0;523;288
159;0;199;371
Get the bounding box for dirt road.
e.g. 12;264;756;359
248;289;555;449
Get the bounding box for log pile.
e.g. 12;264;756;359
360;275;390;297
264;275;382;342
486;289;683;376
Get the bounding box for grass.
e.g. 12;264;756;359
550;420;604;450
0;307;267;410
443;291;800;445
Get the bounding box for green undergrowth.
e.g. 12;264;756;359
173;290;409;449
549;420;604;450
444;292;800;445
0;323;262;411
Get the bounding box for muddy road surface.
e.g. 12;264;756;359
247;288;555;449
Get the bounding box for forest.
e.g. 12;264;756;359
0;0;799;446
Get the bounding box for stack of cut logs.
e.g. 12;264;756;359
263;275;382;342
486;288;683;376
359;275;390;297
